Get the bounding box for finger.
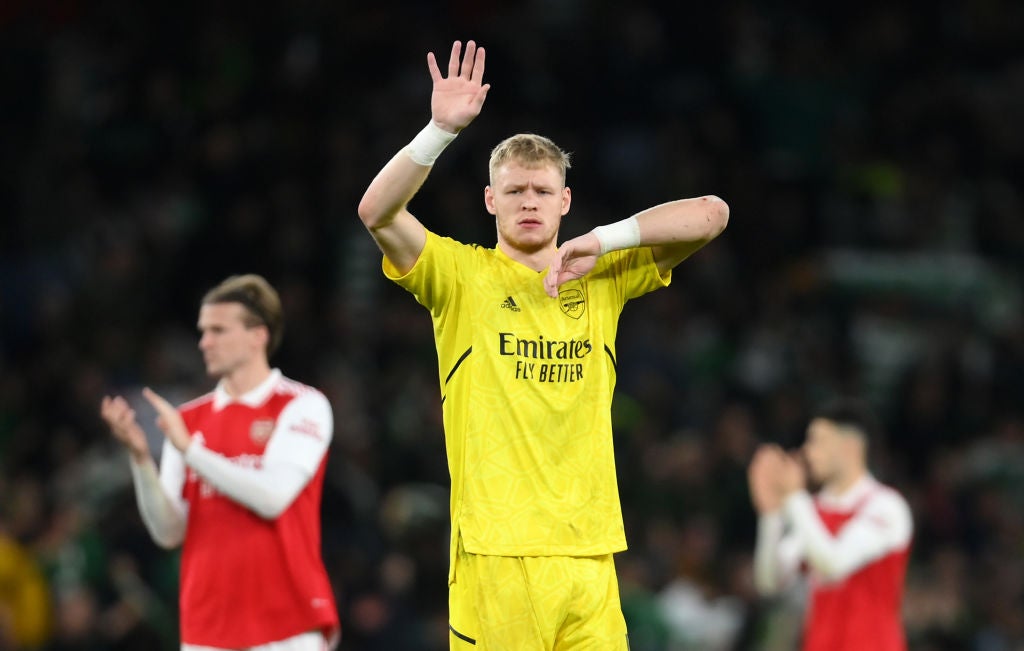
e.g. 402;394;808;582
460;40;477;79
427;51;442;83
114;403;135;427
141;387;174;417
544;271;558;298
447;40;462;78
472;84;491;111
470;45;486;84
100;396;114;419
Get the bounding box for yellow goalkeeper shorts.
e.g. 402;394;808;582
448;541;629;650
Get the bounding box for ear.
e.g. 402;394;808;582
561;186;572;216
484;185;497;215
251;324;270;351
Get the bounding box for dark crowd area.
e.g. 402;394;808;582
1;1;1023;650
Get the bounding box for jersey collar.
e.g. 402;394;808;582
213;368;282;410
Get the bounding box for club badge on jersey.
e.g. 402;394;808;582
250;419;275;444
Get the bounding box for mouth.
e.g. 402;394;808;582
518;217;543;229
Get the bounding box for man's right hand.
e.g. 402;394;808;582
427;40;490;133
748;444;787;514
100;395;150;462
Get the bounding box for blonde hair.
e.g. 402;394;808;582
202;274;284;356
488;134;571;185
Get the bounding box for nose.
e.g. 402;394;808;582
521;191;538;210
199;332;212;351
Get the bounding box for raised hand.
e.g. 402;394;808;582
427;40;490;133
141;387;192;453
100;395;150;461
748;444;787;514
778;450;808;497
543;233;601;298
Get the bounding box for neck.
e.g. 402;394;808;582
220;360;273;398
497;240;557;273
825;467;867;495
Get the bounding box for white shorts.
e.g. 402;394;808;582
183;630;332;651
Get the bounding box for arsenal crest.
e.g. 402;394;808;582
250;419;275;444
558;288;586;319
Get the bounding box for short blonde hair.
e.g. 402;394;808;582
202;274;284;356
488;134;571;185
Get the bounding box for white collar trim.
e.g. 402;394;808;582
212;369;281;410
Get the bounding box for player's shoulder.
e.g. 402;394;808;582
178;391;215;414
426;229;494;261
864;481;912;518
425;229;475;252
273;374;326;401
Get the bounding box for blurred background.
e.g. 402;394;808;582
1;1;1023;649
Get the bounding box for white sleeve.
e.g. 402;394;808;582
182;390;333;520
753;511;804;596
784;489;913;583
129;441;188;549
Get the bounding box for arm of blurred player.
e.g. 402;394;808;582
357;40;491;275
544;195;729;297
749;445;804;595
101;395;187;548
782;488;913;583
143;388;333;520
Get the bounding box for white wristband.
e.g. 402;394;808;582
406;121;458;166
592;216;641;255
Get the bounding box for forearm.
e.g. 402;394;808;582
357;150;432;230
633;195;729;246
753;512;799;595
784;489;912;582
358;122;457;230
184;441;312;519
592;195;729;272
129;455;186;549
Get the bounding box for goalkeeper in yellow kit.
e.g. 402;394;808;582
357;40;729;650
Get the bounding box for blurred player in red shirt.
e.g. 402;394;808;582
748;397;913;651
101;274;339;651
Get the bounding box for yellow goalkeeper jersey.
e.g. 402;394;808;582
384;229;670;557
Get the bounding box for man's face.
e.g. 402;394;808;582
197;302;267;379
803;418;848;484
485;160;571;254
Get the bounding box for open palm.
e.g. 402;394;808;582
427;40;490;133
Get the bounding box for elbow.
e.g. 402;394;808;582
756;585;783;599
358;189;403;233
252;493;291;520
753;577;778;598
702;195;729;239
153;529;184;550
255;505;286;520
357;194;383;230
808;556;851;583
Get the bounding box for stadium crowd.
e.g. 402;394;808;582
1;1;1023;649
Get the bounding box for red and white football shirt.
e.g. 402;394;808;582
158;370;339;648
755;475;912;651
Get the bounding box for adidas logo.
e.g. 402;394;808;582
500;296;521;312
